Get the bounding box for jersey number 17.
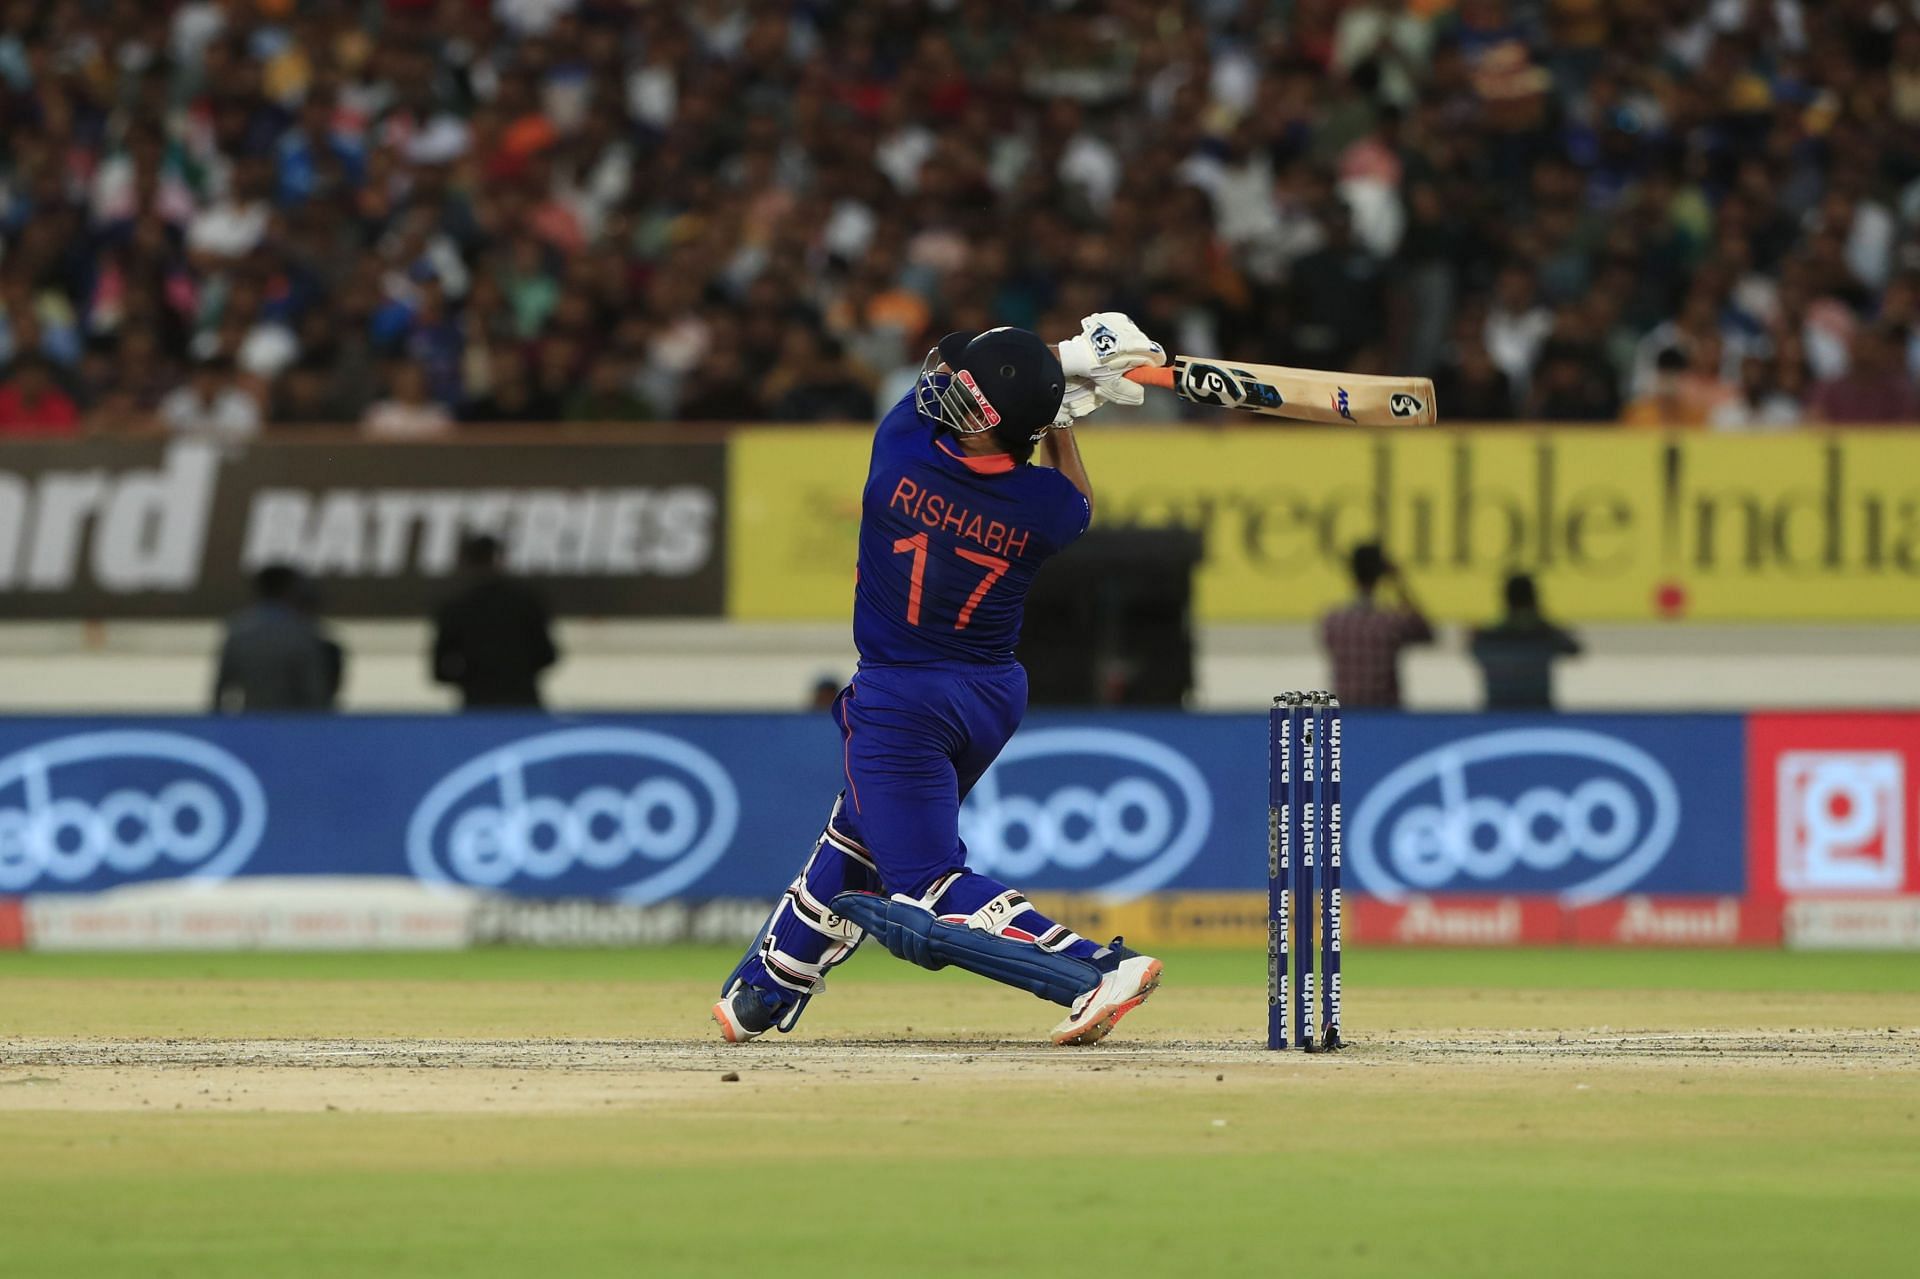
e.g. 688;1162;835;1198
892;533;1009;630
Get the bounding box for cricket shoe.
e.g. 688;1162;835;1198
712;983;783;1043
1050;945;1163;1046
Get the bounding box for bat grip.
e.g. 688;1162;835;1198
1122;366;1176;389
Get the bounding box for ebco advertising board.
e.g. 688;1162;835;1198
0;710;1744;902
6;710;1915;948
0;440;724;617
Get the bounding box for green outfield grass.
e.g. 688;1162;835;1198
4;946;1918;1278
8;943;1920;989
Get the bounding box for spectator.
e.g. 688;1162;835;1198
158;357;263;443
1484;265;1553;394
463;355;541;425
1432;330;1516;421
291;575;346;711
1470;573;1582;710
761;330;876;421
1530;350;1620;421
1;2;1917;430
678;347;763;422
524;338;581;420
1319;542;1434;709
361;362;455;439
271;361;352;427
0;357;81;437
1285;202;1386;371
1719;356;1806;431
186;158;273;261
1619;348;1734;429
1809;328;1920;425
212;565;336;713
563;354;654;422
431;533;559;710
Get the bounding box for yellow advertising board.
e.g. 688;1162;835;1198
729;428;1920;622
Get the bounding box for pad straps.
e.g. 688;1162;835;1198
830;892;1104;1008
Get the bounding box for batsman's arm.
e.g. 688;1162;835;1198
1040;420;1093;523
1040;341;1095;520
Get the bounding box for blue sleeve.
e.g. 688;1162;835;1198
875;393;922;443
1041;468;1091;551
866;394;925;485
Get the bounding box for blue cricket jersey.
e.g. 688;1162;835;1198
852;394;1091;666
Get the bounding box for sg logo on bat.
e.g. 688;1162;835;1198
1389;392;1426;418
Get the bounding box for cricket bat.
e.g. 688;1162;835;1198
1124;356;1437;425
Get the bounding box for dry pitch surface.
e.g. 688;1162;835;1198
3;947;1917;1278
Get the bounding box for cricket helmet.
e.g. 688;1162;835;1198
915;327;1064;461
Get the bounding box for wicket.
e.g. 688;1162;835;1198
1268;692;1344;1051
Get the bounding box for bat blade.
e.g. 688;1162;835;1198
1125;358;1437;426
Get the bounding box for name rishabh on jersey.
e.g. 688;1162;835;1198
852;393;1090;667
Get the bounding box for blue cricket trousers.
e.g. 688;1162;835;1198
831;661;1028;898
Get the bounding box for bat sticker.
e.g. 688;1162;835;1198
1180;361;1286;410
1388;392;1426;418
1332;388;1354;421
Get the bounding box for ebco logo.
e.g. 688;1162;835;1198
959;728;1212;897
0;731;266;891
407;728;739;902
1349;729;1680;904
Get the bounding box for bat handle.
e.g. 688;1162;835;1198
1122;366;1176;389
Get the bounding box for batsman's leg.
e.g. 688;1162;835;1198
834;868;1164;1047
713;794;880;1043
831;665;1163;1043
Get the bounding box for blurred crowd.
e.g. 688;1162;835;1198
4;0;1920;442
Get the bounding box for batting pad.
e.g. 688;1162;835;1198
830;891;1103;1007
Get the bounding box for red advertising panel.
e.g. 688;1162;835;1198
1349;896;1564;946
1349;895;1779;946
1747;714;1920;903
1564;896;1780;946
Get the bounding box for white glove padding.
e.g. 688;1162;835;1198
1081;370;1145;408
1059;368;1144;415
1057;312;1162;414
1057;312;1164;380
1058;380;1102;420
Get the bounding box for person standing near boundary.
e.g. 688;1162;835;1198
212;564;336;713
430;534;560;711
1319;542;1434;709
1470;573;1582;710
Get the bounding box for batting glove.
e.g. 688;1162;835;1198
1057;312;1164;411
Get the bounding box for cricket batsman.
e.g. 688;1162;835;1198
713;314;1167;1046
